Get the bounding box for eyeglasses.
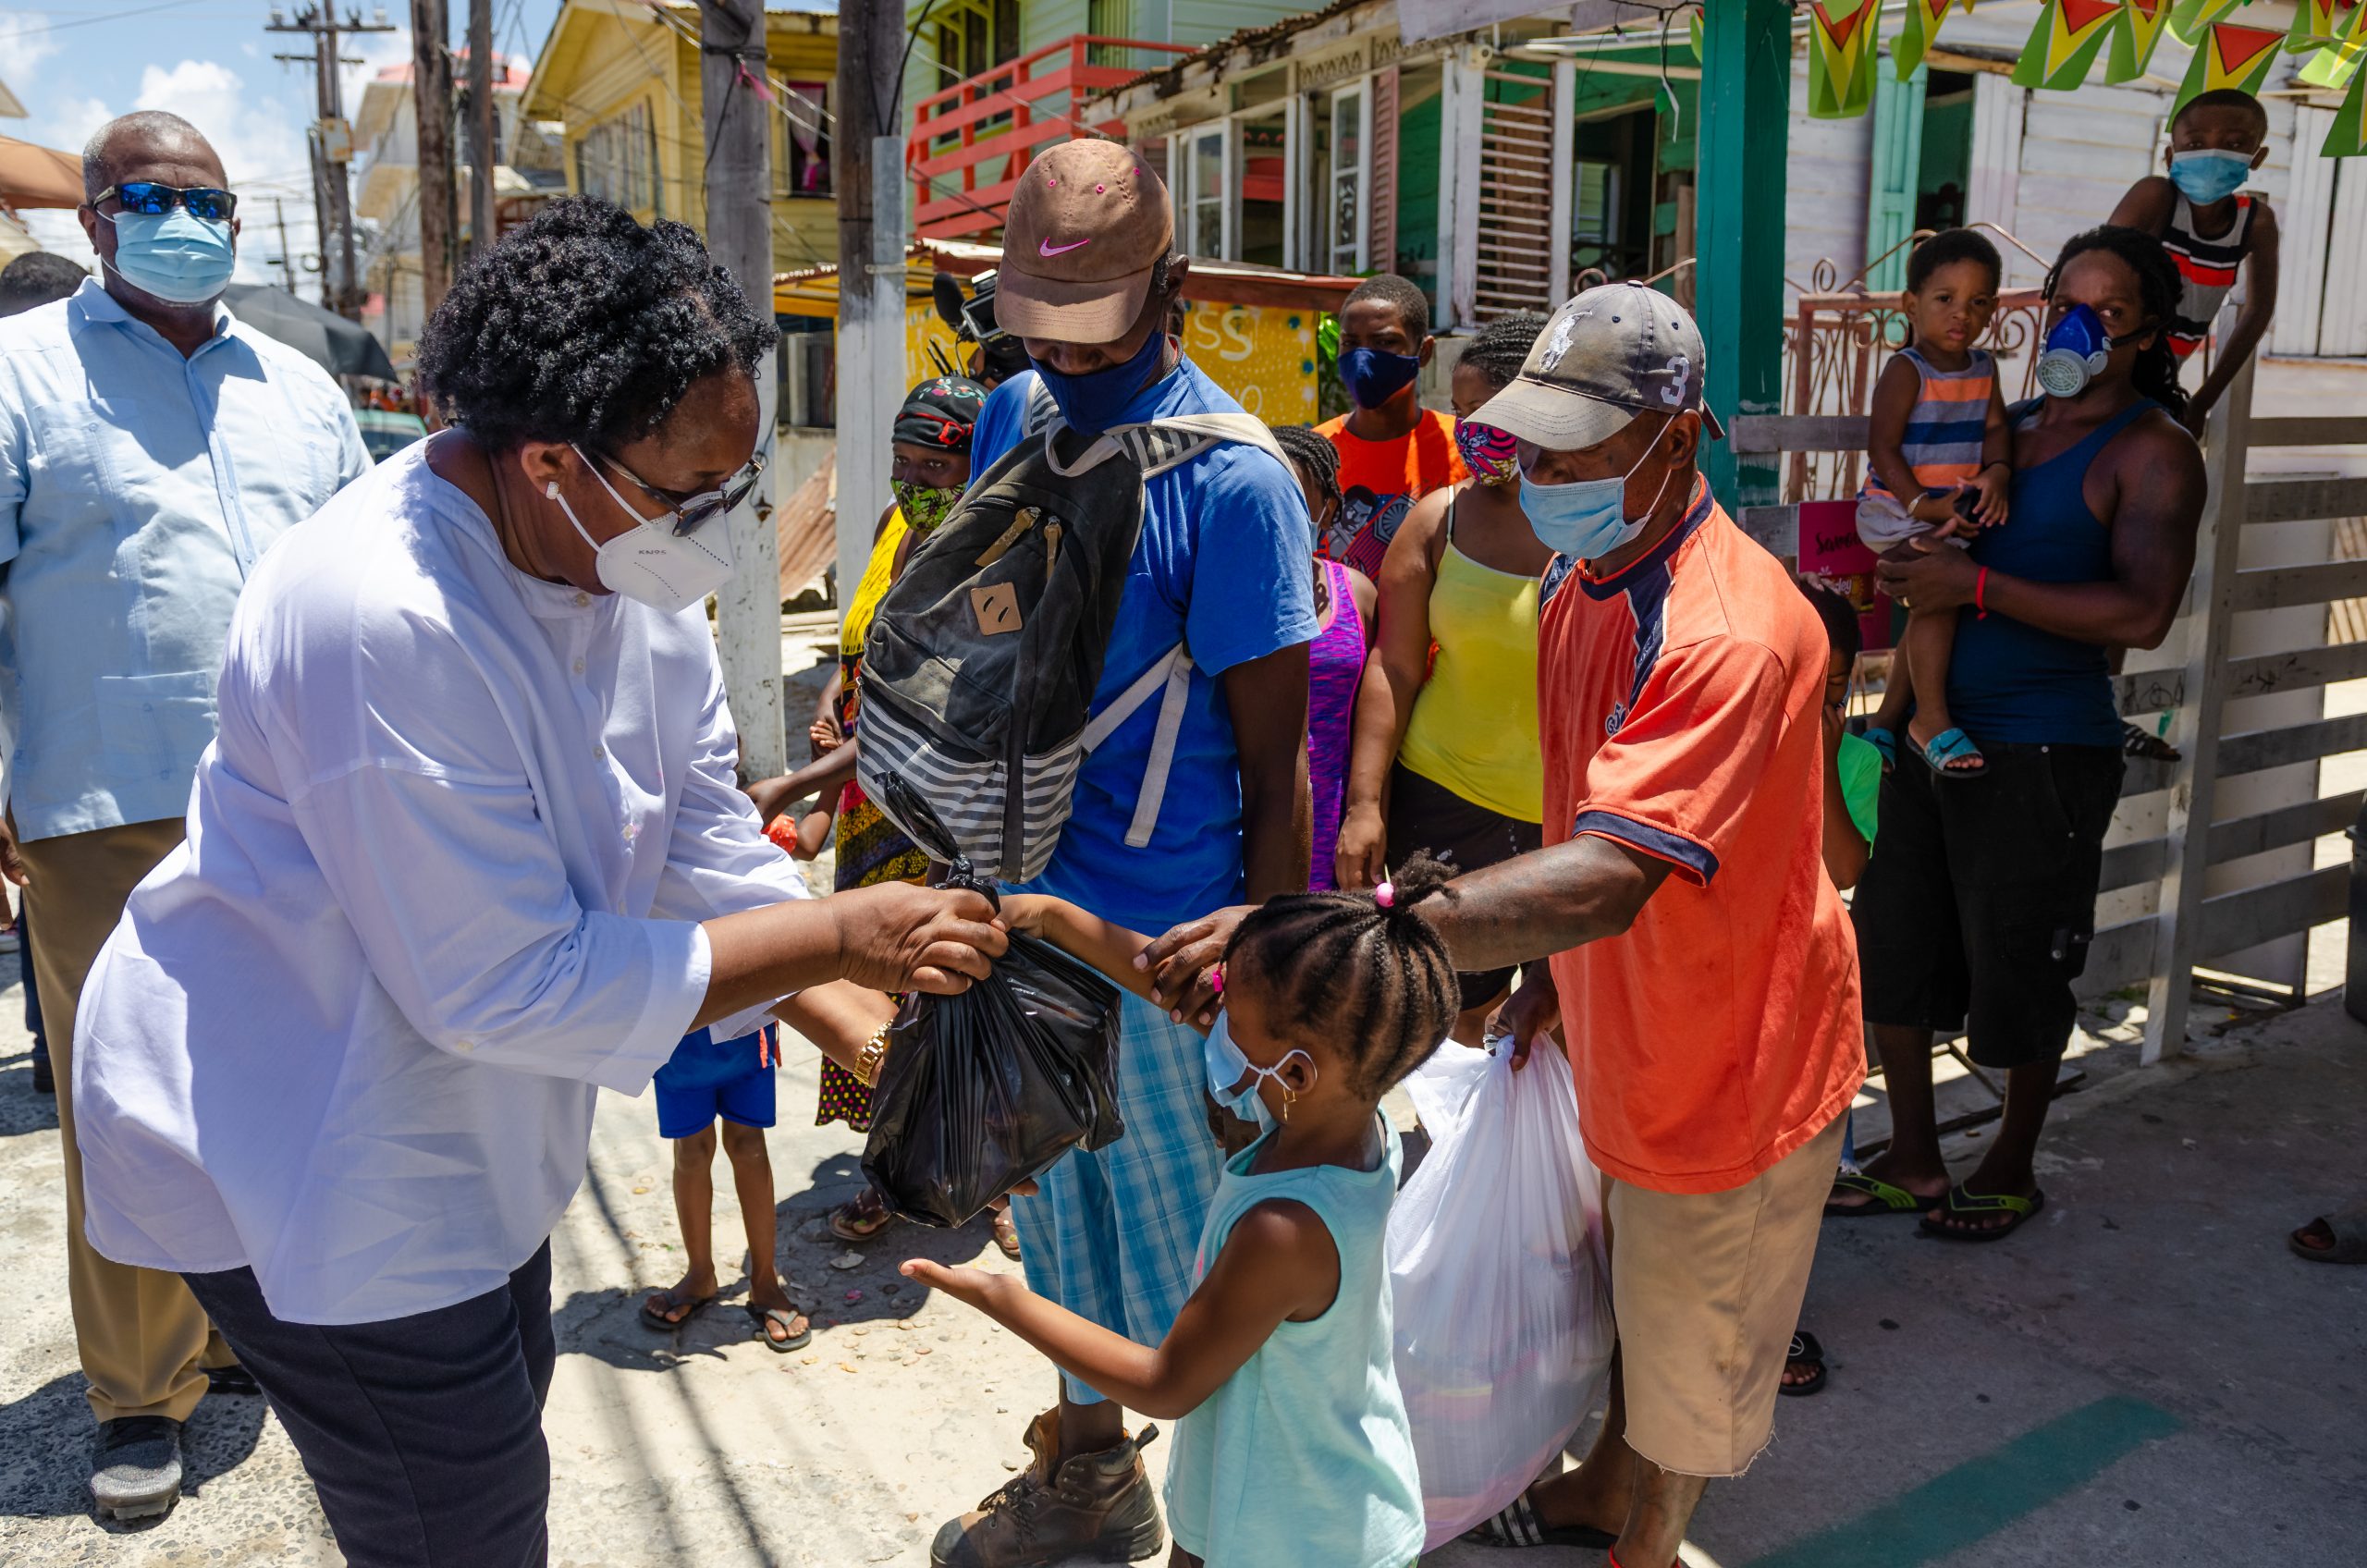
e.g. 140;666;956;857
93;182;239;222
593;448;766;536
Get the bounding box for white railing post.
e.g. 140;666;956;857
2143;352;2258;1061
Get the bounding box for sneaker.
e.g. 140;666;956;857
929;1407;1165;1567
90;1415;183;1521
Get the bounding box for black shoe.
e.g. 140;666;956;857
30;1053;53;1095
206;1363;262;1398
90;1415;183;1521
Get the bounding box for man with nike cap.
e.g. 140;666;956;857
1145;282;1863;1568
928;138;1316;1568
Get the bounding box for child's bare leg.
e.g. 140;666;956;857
719;1121;804;1343
1871;648;1914;737
648;1126;718;1321
1901;609;1978;768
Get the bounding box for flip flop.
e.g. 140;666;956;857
1919;1183;2045;1243
1780;1329;1828;1398
1916;726;1988;780
2288;1206;2367;1265
991;1205;1023;1260
1825;1170;1939;1219
748;1304;813;1353
2122;719;2181;762
1864;727;1899;773
1467;1489;1617;1550
639;1284;717;1331
828;1191;900;1243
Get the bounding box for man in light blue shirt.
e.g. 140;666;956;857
0;109;366;1521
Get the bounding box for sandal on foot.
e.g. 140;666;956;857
1916;727;1987;779
1865;727;1899;773
2122;720;2181;763
2288;1206;2367;1264
1780;1329;1827;1398
1825;1170;1939;1219
1919;1183;2044;1243
748;1305;813;1353
991;1205;1023;1260
639;1284;717;1331
1468;1489;1617;1550
828;1190;900;1243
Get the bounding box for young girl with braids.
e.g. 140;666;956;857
904;859;1460;1568
1271;422;1378;890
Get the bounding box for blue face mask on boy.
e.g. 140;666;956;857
1030;326;1169;436
1339;346;1422;410
2168;149;2253;207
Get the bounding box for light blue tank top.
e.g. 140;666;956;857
1161;1118;1426;1568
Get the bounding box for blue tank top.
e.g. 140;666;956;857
1945;399;2155;748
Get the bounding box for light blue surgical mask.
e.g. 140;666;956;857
1517;417;1675;562
2168;149;2253;207
103;206;236;306
1204;1011;1313;1129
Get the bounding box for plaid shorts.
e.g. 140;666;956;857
1008;990;1222;1404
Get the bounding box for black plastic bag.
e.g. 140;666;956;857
861;775;1125;1228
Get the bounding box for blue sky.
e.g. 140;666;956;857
3;0;569;280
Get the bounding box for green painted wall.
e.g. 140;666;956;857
1395;87;1440;282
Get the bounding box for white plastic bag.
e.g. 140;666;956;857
1388;1039;1614;1549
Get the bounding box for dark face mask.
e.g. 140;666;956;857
1338;346;1422;410
1030;326;1169;436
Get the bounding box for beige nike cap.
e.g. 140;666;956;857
995;139;1173;345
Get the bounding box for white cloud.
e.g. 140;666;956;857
0;10;65;78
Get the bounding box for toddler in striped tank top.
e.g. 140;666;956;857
1859;228;2014;779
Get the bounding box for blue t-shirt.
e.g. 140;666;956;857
970;360;1318;934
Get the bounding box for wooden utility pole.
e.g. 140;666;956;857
465;0;496;251
411;0;459;315
699;0;786;779
267;5;397;321
833;0;907;626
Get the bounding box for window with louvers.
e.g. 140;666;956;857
1475;70;1555;322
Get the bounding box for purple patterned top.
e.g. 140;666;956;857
1308;557;1367;890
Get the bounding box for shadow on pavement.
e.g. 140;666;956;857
0;1370;267;1526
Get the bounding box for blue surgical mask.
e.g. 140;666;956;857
2035;302;2131;400
103;206;236;306
1030;328;1169;436
1517;418;1674;562
2168;148;2253;207
1204;1011;1313;1129
1339;346;1422;410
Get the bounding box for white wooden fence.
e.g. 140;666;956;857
1733;367;2367;1062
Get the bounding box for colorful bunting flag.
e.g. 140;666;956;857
2287;0;2363;51
2171;19;2287;118
2012;0;2124;90
2324;50;2367;153
2106;0;2177;83
1895;0;1960;80
1688;7;1704;64
1807;0;1882;119
2169;0;2250;48
2300;27;2366;92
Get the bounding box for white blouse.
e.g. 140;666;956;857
73;442;810;1325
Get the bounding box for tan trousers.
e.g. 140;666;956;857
18;815;227;1424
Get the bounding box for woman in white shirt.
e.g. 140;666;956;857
67;199;1004;1566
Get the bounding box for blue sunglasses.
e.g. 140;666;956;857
93;182;239;223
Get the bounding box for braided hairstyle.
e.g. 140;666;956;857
2043;226;2190;423
1222;853;1461;1099
1461;312;1550;391
1270;423;1343;519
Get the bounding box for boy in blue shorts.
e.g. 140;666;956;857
640;1023;811;1351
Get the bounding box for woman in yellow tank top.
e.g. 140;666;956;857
1336;314;1552;1043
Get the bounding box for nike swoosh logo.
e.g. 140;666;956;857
1039;237;1092;257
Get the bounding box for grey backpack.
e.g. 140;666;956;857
856;386;1286;882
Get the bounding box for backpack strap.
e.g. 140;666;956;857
1079;643;1196;850
1022;378;1059;437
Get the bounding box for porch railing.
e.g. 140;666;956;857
905;35;1195;241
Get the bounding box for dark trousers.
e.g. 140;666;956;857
182;1242;557;1568
18;903;44;1067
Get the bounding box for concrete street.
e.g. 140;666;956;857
2;936;2361;1566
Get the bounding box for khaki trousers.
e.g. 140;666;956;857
18;815;227;1423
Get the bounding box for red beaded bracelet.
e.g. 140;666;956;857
1975;566;1992;620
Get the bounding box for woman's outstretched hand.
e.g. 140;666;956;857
829;882;1007;995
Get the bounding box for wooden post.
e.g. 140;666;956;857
411;0;459;322
466;0;496;253
1696;0;1789;512
834;0;908;632
2143;352;2257;1062
700;0;787;781
1434;46;1483;332
1547;59;1576;308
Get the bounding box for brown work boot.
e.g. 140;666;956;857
929;1407;1166;1567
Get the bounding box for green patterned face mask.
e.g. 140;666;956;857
892;479;962;534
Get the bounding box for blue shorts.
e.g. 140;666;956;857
653;1025;777;1140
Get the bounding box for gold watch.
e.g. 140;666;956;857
853;1023;892;1087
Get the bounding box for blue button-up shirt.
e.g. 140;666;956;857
0;279;369;841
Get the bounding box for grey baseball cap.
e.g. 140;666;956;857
1473;281;1727;450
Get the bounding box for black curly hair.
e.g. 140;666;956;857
418;196;780;451
1906;227;2002;296
1461;312;1549;390
2043;225;2190;423
1270;423;1343;519
1343;273;1432;340
1222;853;1460;1099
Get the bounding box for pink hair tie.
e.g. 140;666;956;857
1209;965;1226;997
1375;880;1396;909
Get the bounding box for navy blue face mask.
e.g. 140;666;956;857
1339;346;1422;410
1030;327;1170;436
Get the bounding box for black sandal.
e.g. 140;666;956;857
1469;1489;1617;1550
747;1304;813;1353
2122;720;2181;762
1919;1183;2046;1243
1780;1329;1827;1397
